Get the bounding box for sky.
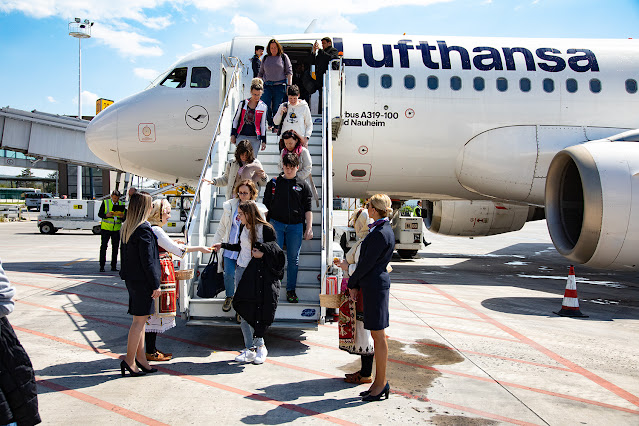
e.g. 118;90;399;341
0;0;638;177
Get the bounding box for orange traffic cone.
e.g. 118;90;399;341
554;266;588;317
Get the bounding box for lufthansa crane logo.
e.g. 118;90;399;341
185;105;209;130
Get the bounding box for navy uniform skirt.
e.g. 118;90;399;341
125;279;154;316
362;286;390;331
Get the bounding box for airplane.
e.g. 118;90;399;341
85;33;639;271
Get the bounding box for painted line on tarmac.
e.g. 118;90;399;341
7;270;125;288
427;283;639;409
390;319;521;342
393;296;463;308
14;299;553;425
16;325;359;426
389;304;488;323
36;377;169;426
13;281;128;306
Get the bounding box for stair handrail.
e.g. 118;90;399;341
183;56;243;243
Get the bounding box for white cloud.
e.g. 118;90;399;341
47;96;57;103
192;43;203;50
144;15;172;29
134;67;160;81
92;24;163;58
71;90;99;115
230;15;261;36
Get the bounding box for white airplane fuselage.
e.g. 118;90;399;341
86;34;639;269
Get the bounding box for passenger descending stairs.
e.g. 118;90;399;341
186;118;324;329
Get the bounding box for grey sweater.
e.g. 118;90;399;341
0;258;15;318
258;54;292;82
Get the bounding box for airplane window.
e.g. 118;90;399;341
543;78;554;93
626;79;637;94
427;76;438;90
520;78;531;92
381;74;392;89
451;76;462;91
473;77;484;91
404;75;416;90
190;67;211;88
497;77;508;92
590;79;601;93
358;74;369;88
160;67;188;88
566;79;578;93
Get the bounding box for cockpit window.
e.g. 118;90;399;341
160;67;187;88
190;67;211;88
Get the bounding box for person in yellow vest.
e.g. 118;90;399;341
98;190;126;272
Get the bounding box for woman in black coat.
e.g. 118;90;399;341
119;192;161;377
346;194;395;402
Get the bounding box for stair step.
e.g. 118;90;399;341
188;298;321;322
186;318;318;330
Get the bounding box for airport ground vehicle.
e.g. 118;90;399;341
25;192;53;211
37;199;101;234
334;210;424;259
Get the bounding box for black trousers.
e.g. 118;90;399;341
99;229;120;269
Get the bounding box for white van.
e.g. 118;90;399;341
24;192;53;211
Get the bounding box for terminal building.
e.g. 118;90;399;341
0;99;119;199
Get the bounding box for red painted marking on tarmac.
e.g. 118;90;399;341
389;305;487;323
17;300;638;419
36;377;170;426
391;319;520;342
393;296;466;308
427;284;639;408
13;281;128;306
16;326;358;426
7;270;126;290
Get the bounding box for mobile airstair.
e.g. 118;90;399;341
180;56;344;328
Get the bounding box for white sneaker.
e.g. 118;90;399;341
234;348;256;363
254;345;268;364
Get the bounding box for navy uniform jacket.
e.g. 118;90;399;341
119;222;161;291
347;220;394;291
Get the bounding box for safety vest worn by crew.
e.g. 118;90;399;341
101;198;124;231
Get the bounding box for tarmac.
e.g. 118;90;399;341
1;213;638;425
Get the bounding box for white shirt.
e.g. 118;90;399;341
151;225;186;257
237;224;264;268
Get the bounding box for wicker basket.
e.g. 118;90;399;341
319;293;343;308
174;269;194;281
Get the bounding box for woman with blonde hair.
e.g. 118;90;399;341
143;199;211;362
211;179;265;312
345;194;394;401
212;201;282;365
119;192;160;376
231;78;268;156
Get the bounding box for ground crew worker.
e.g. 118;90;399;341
98;190;126;272
414;200;422;218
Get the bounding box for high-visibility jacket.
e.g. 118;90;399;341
101;199;124;231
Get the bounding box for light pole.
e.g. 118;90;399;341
68;18;94;200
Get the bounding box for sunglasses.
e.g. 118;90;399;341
238;191;250;195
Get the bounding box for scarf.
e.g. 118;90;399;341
368;217;389;231
281;144;303;159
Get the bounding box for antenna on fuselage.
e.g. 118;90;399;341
304;19;318;34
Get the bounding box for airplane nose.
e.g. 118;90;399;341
85;104;121;170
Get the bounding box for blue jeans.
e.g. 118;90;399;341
270;219;303;291
241;318;264;349
234;265;265;348
223;255;237;297
261;82;286;127
237;135;262;158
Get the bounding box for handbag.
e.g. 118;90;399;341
197;252;225;298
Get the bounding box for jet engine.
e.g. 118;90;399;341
545;135;639;269
424;200;542;237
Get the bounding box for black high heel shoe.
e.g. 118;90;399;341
361;382;390;402
359;390;371;397
136;359;158;374
120;360;146;377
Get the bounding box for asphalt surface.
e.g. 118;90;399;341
0;215;638;425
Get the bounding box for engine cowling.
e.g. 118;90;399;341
545;138;639;269
424;200;541;237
